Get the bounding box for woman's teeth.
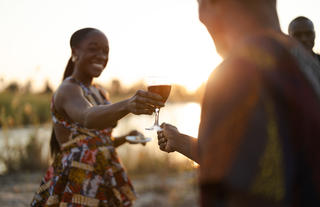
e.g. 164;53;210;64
92;63;104;69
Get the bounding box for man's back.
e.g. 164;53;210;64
198;32;320;206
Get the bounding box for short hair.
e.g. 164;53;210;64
210;0;276;6
288;16;314;34
290;16;312;23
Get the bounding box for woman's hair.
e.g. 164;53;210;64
63;27;99;80
50;27;100;157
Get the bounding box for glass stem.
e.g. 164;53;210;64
154;108;160;126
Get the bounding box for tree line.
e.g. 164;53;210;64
0;78;205;128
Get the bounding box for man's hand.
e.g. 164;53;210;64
157;123;180;153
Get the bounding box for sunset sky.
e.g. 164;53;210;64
0;0;319;92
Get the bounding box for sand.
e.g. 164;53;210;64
0;171;198;207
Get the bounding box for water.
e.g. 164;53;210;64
0;102;201;173
113;102;201;137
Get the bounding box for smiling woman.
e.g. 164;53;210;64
30;28;166;207
62;28;109;82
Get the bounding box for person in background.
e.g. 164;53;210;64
31;27;164;207
158;0;320;206
289;16;320;63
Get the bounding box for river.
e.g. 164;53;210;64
0;102;201;173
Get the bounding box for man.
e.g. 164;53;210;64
157;0;320;206
289;16;320;63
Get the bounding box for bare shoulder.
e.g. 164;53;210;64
94;83;106;92
54;79;83;108
94;83;110;100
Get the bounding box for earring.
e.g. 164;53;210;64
72;56;77;62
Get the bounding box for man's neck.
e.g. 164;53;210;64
225;3;281;57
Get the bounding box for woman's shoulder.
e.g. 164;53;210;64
93;83;110;101
54;79;83;103
57;78;82;92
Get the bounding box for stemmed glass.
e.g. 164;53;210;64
145;76;171;131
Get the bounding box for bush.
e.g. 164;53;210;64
0;92;52;127
0;130;49;174
119;145;195;176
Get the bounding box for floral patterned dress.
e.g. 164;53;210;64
31;78;136;207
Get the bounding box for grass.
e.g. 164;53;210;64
0;82;205;127
0;91;52;127
0;130;195;175
121;149;196;176
0;127;49;174
0;83;201;175
0;90;52;173
0;82;200;207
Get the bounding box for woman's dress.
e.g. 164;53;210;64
31;78;136;207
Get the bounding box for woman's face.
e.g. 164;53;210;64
73;31;109;78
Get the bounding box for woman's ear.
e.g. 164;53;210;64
71;55;78;62
71;48;78;62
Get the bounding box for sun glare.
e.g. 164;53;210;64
2;0;318;93
178;57;222;92
178;53;222;92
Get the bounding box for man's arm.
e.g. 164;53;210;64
157;123;199;163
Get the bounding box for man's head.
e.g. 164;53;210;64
197;0;278;57
288;16;315;53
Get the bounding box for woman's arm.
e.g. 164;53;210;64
113;130;145;148
54;81;164;130
113;136;127;148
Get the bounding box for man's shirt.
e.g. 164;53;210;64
198;33;320;206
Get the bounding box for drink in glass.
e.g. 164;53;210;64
145;79;171;131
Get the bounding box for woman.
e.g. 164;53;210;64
31;28;164;207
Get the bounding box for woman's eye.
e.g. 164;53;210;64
306;31;314;37
88;47;98;52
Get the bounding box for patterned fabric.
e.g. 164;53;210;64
198;33;320;206
31;77;136;207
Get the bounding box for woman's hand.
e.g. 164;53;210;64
157;123;180;153
127;90;164;115
126;130;147;146
126;130;143;138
